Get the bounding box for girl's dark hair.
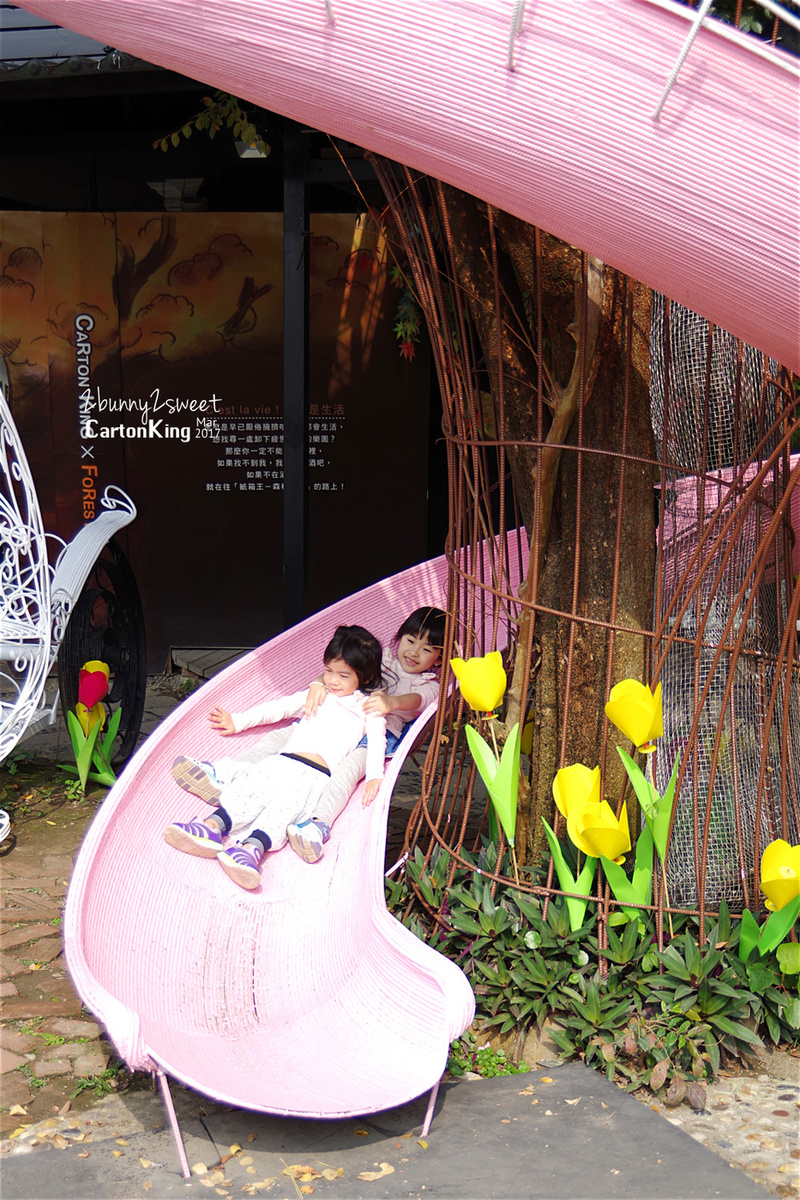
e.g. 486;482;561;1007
393;606;447;651
323;625;383;692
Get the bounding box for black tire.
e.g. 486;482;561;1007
58;538;147;766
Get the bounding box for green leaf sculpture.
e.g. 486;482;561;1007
616;746;678;863
465;722;520;848
600;823;654;921
541;818;597;932
739;894;800;962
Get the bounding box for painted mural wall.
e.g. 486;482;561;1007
0;210;431;668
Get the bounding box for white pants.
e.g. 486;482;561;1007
217;754;330;852
210;725;367;832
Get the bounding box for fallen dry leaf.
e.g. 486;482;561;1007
321;1168;343;1181
140;1158;152;1169
544;1110;553;1116
353;1129;369;1137
282;1165;321;1181
240;1156;253;1165
209;1170;225;1184
357;1163;395;1182
564;1098;581;1106
539;1076;553;1083
518;1086;535;1096
300;1189;314;1196
9;1105;28;1117
72;1133;85;1143
198;1179;215;1189
417;1139;428;1149
112;1150;123;1157
192;1162;209;1175
78;1152;90;1158
116;1138;130;1147
143;1183;152;1192
247;1133;257;1142
215;1190;228;1196
531;1099;539;1105
501;1119;510;1125
52;1134;69;1149
229;1143;242;1155
58;1101;71;1116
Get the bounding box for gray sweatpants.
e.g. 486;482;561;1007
210;724;367;831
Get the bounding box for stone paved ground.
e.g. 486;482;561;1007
1;678;798;1196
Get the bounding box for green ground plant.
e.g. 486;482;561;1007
447;1030;529;1078
386;840;800;1103
71;1065;124;1099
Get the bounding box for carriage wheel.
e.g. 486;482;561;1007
58;538;147;766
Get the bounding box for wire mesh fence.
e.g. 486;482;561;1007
369;157;800;938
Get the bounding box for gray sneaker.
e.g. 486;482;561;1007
172;755;221;804
287;820;326;863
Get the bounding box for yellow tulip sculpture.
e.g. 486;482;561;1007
450;651;507;713
452;652;522;884
567;799;631;864
62;660;119;793
543;765;601;931
605;677;677;931
546;760;655;930
740;839;800;962
553;762;601;817
761;840;800;912
604;679;663;753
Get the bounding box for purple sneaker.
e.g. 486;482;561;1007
172;755;222;804
163;820;223;857
217;843;263;890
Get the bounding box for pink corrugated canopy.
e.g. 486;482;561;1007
16;0;800;370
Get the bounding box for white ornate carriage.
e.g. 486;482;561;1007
0;361;145;823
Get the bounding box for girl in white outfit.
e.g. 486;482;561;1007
163;625;385;890
170;607;446;865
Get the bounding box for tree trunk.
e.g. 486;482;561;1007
438;187;656;862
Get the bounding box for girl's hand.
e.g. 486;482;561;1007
362;778;382;807
209;706;236;736
304;680;328;719
363;690;392;716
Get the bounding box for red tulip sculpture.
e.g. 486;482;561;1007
62;660;120;791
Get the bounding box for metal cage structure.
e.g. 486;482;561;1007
370;160;800;940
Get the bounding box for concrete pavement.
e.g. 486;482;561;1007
0;1063;770;1199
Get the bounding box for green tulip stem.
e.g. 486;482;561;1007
487;714;500;763
647;753;674;938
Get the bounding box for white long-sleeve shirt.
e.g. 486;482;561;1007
230;686;386;782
